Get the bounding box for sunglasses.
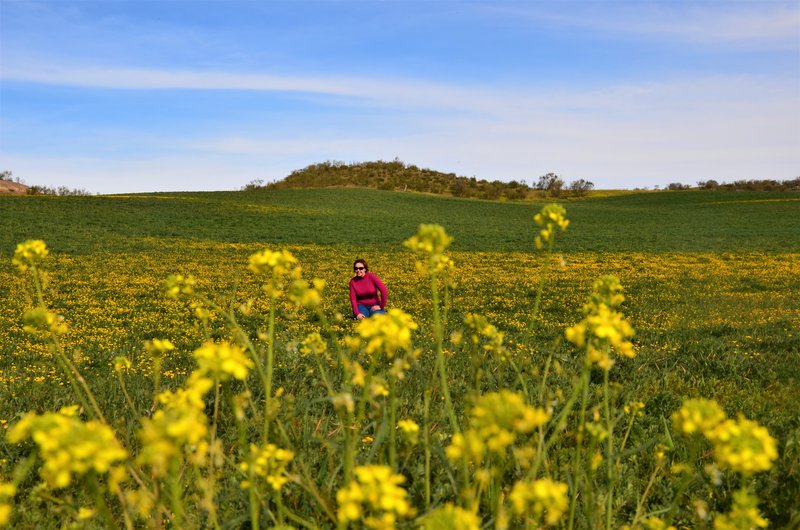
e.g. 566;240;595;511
354;266;366;271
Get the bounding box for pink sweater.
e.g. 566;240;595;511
349;272;388;316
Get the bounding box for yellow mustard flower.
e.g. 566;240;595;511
12;239;49;273
0;481;15;527
137;373;212;475
509;477;569;526
193;340;253;381
712;488;768;530
288;276;326;309
248;248;297;277
533;204;569;249
707;416;778;474
22;307;67;337
397;419;420;445
144;338;176;360
336;465;415;527
420;503;480;530
463;313;509;361
8;406;127;489
356;308;418;359
164;274;196;298
239;443;294;492
671;398;727;437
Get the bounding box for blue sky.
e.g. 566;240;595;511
1;1;798;194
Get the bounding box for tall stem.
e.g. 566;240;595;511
431;266;458;434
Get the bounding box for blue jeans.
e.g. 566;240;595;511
357;304;386;318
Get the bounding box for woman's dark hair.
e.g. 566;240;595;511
353;259;368;272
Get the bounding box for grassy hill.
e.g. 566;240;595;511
263;159;538;200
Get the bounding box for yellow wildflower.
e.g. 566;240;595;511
336;465;415;527
113;356;132;373
707;416;778;474
300;332;328;357
404;224;452;257
509;477;569;526
248;248;297;276
137;374;212;475
12;239;49;273
193;341;253;381
22;307;67;336
288;276;326;309
239;443;294;492
397;419;420;445
671;398;726;437
145;338;176;360
0;482;15;527
712;488;768;530
356;308;417;359
533;204;569;249
164;274;196;298
421;503;480;530
624;401;645;417
8;406;127;489
463;313;509;361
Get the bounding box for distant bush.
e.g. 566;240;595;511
678;178;800;192
27;185;91;196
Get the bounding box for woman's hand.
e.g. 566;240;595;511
356;313;366;320
370;305;381;311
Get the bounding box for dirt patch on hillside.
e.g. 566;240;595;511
0;181;29;195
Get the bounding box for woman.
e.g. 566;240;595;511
349;259;387;320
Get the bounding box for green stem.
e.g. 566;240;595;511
567;360;591;530
389;376;397;470
604;368;614;530
431;266;459;435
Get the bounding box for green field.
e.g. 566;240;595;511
1;188;799;528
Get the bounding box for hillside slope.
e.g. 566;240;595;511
265;159;533;200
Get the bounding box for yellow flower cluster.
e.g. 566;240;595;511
707;417;778;474
22;307;67;337
138;374;212;475
420;503;480;530
447;391;550;462
672;399;777;475
8;406;127;489
624;401;646;417
403;223;453;257
299;332;328;358
248;249;297;277
0;481;15;527
533;204;569;249
144;338;176;360
355;308;418;358
12;239;49;273
164;273;196;298
565;275;635;369
509;477;569;526
193;340;253;381
712;488;768;530
288;276;326;309
622;516;677;530
671;398;726;436
336;465;415;528
463;313;509;361
397;419;420;445
239;443;294;492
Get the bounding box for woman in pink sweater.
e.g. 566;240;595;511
349;259;388;320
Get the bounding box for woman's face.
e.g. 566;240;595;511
354;262;367;278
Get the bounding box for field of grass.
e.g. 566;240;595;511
1;188;798;528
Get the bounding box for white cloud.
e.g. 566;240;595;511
483;2;800;49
